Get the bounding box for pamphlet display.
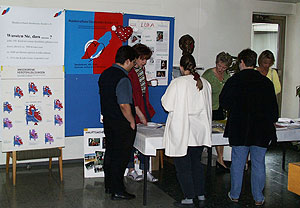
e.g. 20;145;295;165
84;128;106;178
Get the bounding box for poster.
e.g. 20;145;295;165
128;19;170;85
0;6;65;66
1;66;65;152
84;128;106;178
65;11;124;74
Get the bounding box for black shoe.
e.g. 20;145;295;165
111;191;136;200
105;188;111;194
216;161;230;172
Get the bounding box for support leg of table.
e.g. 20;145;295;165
282;142;286;170
143;155;148;206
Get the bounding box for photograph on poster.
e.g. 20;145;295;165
88;138;100;146
161;60;167;69
130;34;141;44
85;153;96;162
156;31;163;42
156;71;166;77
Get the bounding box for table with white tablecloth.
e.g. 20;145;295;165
134;123;300;205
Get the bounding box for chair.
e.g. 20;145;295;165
6;147;63;186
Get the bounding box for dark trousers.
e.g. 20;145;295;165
103;118;136;194
173;146;205;199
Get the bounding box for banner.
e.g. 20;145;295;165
0;6;65;66
65;11;124;74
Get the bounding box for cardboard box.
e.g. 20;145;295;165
288;162;300;196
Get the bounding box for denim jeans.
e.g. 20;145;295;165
230;146;267;202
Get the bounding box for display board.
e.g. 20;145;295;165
65;10;123;74
84;128;105;178
0;6;65;66
0;6;65;151
127;18;170;85
124;14;175;124
64;12;174;136
83;128;151;178
1;66;65;152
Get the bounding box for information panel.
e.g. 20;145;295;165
1;66;65;152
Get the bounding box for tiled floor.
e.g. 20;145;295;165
1;144;300;208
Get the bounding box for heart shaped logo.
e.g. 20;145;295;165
113;25;133;42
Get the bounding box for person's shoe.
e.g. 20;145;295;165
228;192;238;203
173;199;195;207
111;191;136;200
145;172;158;182
216;161;230;172
255;199;264;206
127;170;143;181
198;195;205;201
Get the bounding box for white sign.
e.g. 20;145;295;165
128;19;170;86
1;66;65;151
0;6;65;66
84;128;106;178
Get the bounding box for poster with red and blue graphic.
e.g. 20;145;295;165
1;66;65;152
65;11;128;74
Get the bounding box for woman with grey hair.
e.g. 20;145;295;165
202;52;232;171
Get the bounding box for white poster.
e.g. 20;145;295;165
84;128;106;178
1;66;65;152
128;19;170;86
0;6;65;66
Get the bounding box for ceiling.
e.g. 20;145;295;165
260;0;300;3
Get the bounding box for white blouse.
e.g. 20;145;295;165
161;75;212;157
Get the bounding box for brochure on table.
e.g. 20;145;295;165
1;66;65;152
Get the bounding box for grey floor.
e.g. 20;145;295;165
1;144;300;208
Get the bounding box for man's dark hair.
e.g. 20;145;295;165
133;44;152;59
238;48;257;68
115;45;138;64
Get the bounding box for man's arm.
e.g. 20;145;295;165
120;104;136;130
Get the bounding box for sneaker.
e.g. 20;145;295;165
228;192;238;203
144;172;158;182
198;195;205;201
126;170;143;181
255;199;264;206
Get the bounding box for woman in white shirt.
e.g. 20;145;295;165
161;54;212;207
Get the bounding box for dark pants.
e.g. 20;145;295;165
173;146;205;199
103;118;136;194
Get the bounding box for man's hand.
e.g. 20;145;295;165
120;104;136;130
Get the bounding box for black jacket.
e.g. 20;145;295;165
219;69;278;147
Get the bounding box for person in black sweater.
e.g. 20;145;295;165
98;46;138;200
220;48;278;206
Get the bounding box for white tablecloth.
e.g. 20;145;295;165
134;124;300;156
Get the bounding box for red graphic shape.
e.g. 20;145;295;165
81;41;100;59
114;26;133;42
93;12;123;74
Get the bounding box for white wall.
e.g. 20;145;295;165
282;3;300;118
0;0;299;163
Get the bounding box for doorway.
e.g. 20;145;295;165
251;14;286;115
